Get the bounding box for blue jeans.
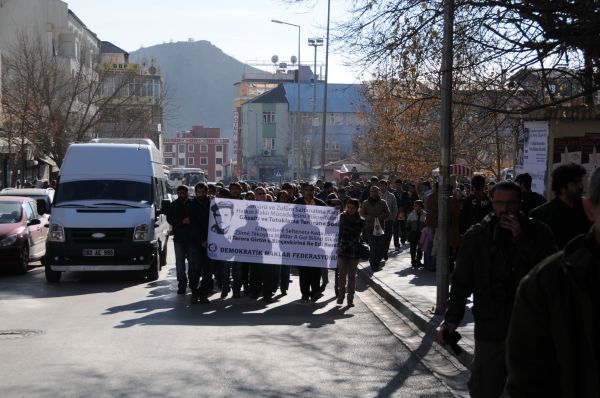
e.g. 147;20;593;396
174;241;199;291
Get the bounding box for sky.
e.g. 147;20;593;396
64;0;365;84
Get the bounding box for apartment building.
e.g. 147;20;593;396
163;126;229;182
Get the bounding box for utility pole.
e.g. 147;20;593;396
435;0;455;315
320;0;331;180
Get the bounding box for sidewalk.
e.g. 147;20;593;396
357;245;474;369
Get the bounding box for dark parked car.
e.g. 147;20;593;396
0;196;48;273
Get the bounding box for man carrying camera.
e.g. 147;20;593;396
436;181;556;398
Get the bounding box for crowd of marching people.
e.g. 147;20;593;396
167;163;600;397
165;171;534;308
167;176;441;306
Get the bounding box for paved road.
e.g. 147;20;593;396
0;243;458;397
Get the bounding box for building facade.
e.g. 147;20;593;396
97;41;164;149
239;82;370;180
163;126;229;182
0;0;98;187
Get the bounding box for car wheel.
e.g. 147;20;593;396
44;263;62;283
16;246;29;274
146;248;160;281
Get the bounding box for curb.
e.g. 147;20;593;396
357;263;474;370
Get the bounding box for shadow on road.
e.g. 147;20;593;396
103;286;355;329
0;267;153;299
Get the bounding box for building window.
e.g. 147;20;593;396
216;158;223;165
200;158;208;165
164;144;173;153
178;158;185;166
188;144;194;152
188;157;194;165
178;144;185;153
263;112;275;124
263;138;275;150
216;145;223;152
200;144;208;152
216;170;222;178
164;157;173;165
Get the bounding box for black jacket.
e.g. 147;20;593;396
506;231;600;398
338;212;365;259
444;213;557;341
530;196;591;249
166;198;193;243
520;190;546;215
459;191;492;235
189;196;210;243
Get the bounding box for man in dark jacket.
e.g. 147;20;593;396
529;163;591;249
360;185;390;272
437;181;556;398
514;172;546;215
188;182;211;304
460;174;492;235
506;167;600;398
166;185;198;295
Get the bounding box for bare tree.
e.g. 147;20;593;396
1;32;168;181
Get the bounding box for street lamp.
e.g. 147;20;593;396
271;19;300;179
308;37;323;173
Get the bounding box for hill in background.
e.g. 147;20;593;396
130;40;261;139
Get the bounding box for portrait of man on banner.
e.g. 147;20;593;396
210;201;234;235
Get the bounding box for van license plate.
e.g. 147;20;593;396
82;249;114;257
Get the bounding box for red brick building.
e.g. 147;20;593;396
162;126;229;181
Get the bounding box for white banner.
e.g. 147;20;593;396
515;121;549;196
207;198;339;268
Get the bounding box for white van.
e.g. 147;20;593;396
44;139;170;283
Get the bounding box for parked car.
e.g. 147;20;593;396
0;196;48;273
0;188;54;218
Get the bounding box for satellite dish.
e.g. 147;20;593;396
290;55;297;65
271;55;279;64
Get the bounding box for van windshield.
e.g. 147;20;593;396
55;180;151;204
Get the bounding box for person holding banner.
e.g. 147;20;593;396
166;185;198;296
188;182;212;304
336;198;365;306
276;190;293;295
293;182;328;301
211;200;243;299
